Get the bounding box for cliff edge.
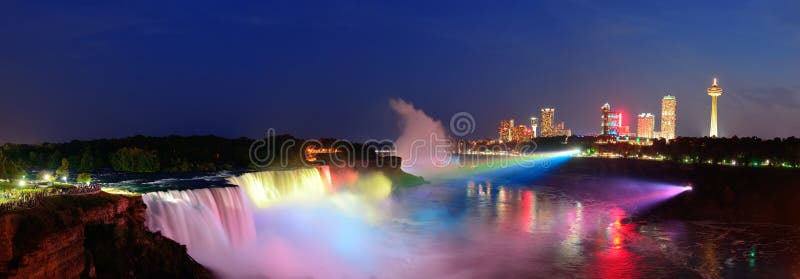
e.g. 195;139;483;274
0;192;213;278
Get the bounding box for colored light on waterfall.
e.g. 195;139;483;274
228;168;328;208
353;172;392;201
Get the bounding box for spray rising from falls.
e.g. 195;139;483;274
389;99;452;177
388;99;584;181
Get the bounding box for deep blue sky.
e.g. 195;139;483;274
1;0;799;143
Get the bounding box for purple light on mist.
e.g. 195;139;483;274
568;179;690;212
611;182;690;211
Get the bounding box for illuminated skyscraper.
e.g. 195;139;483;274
637;113;655;138
707;78;723;137
600;103;621;136
529;117;538;138
498;119;514;142
660;95;676;140
540;108;555;137
513;125;529;141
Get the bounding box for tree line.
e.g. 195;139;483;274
0;134;387;178
3;134;795;178
534;136;800;166
0;135;258;177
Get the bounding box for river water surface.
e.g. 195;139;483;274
112;170;800;278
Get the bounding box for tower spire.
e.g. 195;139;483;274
707;78;723;137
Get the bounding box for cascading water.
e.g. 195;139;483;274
226;167;329;208
142;187;256;252
143;167;399;278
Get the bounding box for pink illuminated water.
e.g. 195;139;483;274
142;170;800;278
142;187;255;256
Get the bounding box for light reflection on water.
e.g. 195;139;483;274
121;170;800;278
387;178;800;278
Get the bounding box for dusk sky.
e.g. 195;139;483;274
2;0;799;144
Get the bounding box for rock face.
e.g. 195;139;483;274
0;193;213;279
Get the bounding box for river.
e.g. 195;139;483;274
107;168;800;278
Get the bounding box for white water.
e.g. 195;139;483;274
143;167;390;278
142;187;256;253
226;167;328;208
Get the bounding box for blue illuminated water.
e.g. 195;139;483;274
385;176;800;278
116;171;800;278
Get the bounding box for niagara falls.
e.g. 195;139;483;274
3;3;800;277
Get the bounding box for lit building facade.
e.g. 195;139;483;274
660;95;676;140
600;103;622;136
554;121;572;137
619;125;632;137
512;125;530;142
529;117;538;138
637;113;655;138
498;119;514;142
707;79;722;137
540;108;555;137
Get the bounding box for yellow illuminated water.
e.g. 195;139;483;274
227;168;328;208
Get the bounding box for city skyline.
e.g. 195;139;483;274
497;94;677;141
494;91;684;141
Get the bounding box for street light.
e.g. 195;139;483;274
17;180;25;187
61;176;67;182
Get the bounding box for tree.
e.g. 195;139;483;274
78;147;94;172
47;150;62;169
55;158;69;180
110;147;160;172
76;173;92;185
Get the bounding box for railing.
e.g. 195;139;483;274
0;184;103;212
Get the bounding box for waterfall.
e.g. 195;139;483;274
226;167;329;208
142;187;256;252
143;167;386;277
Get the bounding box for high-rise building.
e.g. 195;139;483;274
600;103;621;136
529;117;538;138
513;125;529;142
540;108;555;137
707;79;723;137
554;121;572;137
637;113;655;138
498;119;514;142
660;95;677;140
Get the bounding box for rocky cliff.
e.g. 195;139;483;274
0;192;213;278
